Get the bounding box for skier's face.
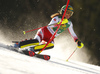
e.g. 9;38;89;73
65;14;71;19
65;10;73;19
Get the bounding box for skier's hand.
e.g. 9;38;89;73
57;18;68;24
75;39;84;48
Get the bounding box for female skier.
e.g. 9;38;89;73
15;5;84;55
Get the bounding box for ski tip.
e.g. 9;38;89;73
23;31;26;34
43;55;50;60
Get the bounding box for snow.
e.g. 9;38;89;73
0;43;100;74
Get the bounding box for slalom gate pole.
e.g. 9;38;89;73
38;0;70;54
23;25;47;34
66;47;78;61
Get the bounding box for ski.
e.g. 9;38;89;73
0;42;50;61
22;50;50;60
35;54;50;60
11;40;50;60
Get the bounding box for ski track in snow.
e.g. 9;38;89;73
0;43;100;74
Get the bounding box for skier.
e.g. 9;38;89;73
14;5;84;55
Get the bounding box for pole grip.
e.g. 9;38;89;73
23;31;26;34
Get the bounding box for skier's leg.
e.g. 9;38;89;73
20;28;44;56
14;39;39;48
34;28;43;43
33;41;54;51
33;27;55;51
19;39;39;48
18;28;43;48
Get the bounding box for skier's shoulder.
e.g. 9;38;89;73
68;19;73;27
51;16;61;23
52;15;62;19
48;14;61;25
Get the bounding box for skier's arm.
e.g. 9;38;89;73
68;22;84;48
68;22;78;41
48;16;59;27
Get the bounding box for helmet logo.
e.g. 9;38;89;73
68;7;73;10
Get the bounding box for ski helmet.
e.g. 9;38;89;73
60;5;74;16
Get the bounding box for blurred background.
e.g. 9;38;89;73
0;0;100;65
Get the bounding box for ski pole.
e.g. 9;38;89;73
23;25;47;34
66;47;78;61
38;0;70;54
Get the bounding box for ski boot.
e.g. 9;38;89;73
14;42;20;48
22;47;36;56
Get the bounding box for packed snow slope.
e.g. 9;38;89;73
0;43;100;74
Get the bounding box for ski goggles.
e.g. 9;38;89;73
66;10;74;16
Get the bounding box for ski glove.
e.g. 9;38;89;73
75;39;84;48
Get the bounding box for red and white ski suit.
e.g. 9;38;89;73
34;16;78;44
